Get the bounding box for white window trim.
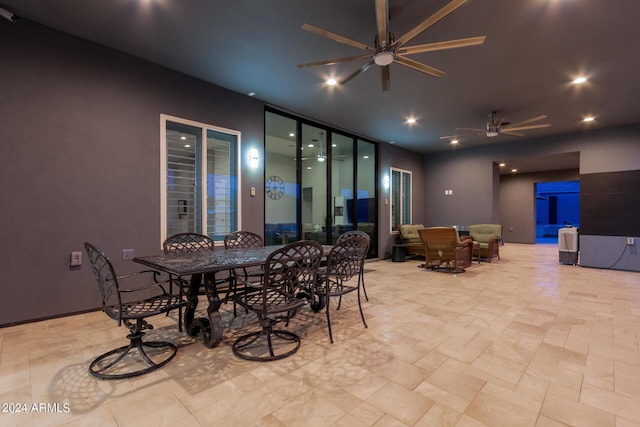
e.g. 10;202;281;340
389;167;412;235
160;114;242;247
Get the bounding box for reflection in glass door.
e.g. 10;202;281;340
264;112;297;245
331;133;354;242
301;124;328;244
357;139;377;255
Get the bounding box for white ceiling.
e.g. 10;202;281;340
4;0;640;162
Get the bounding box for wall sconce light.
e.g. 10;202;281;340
248;148;259;169
383;175;390;189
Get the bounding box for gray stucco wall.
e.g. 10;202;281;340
378;143;426;259
1;19;265;325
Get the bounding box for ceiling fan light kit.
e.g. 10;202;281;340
297;0;486;91
374;51;394;66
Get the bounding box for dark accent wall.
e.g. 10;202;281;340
580;170;640;236
0;20;265;325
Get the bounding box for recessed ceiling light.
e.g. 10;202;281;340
511;168;518;173
583;116;595;122
406;117;417;125
289;132;295;137
450;139;459;145
180;136;186;140
389;141;395;144
307;166;312;170
572;76;587;84
184;144;191;148
248;92;256;97
331;144;337;147
363;155;369;159
499;162;506;167
307;143;314;147
326;78;337;86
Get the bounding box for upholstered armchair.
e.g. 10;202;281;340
468;224;502;262
418;227;472;273
398;224;425;257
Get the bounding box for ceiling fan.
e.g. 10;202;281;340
297;0;486;91
443;111;552;139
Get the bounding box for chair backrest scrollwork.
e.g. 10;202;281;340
163;233;215;255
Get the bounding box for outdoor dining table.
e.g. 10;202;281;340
133;244;330;348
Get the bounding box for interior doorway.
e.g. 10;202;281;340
535;180;580;244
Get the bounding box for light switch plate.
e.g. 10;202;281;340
70;251;82;266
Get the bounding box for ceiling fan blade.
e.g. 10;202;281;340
400;36;486;55
381;65;390;91
302;23;373;52
375;0;389;48
297;54;372;69
500;131;526;137
502;115;547;129
395;56;445;77
340;60;375;86
456;127;484;132
503;123;551;132
393;0;470;48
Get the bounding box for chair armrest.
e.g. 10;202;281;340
116;270;175;295
456;239;472;248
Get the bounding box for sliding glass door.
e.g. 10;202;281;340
265;109;378;256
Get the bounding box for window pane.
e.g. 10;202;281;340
391;169;401;231
402;171;412;225
206;129;237;240
357;139;376;247
331;133;354;240
391;167;411;232
265;112;298;245
166;122;201;236
301;124;328;244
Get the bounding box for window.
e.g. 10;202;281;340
160;114;240;244
390;167;412;233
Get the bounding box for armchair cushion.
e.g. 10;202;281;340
398;224;425;256
399;224;424;244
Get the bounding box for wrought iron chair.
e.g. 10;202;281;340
314;235;369;343
336;230;371;301
223;230;264;283
232;240;323;361
84;242;187;379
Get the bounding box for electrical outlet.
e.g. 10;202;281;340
70;251;82;266
627;237;635;245
122;249;135;260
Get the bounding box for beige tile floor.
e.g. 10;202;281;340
2;243;640;426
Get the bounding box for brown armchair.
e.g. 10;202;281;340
417;227;473;273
